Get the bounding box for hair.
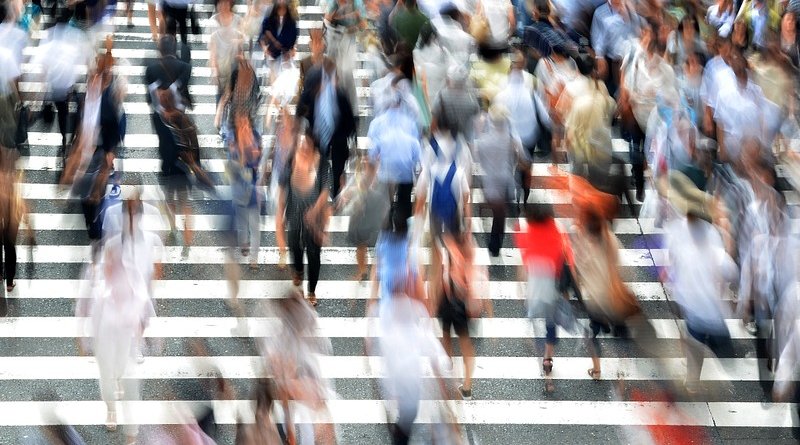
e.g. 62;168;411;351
677;14;700;36
533;0;550;18
441;5;462;23
417;21;436;47
268;0;297;22
158;35;178;57
575;53;595;76
524;203;555;223
214;0;232;11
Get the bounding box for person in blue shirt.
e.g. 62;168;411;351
368;86;422;224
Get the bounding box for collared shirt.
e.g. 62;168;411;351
368;117;421;184
494;70;538;146
590;1;640;60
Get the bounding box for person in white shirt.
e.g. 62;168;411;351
431;4;475;67
661;171;738;392
713;52;768;164
707;0;736;38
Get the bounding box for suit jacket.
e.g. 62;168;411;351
298;66;357;158
144;55;192;107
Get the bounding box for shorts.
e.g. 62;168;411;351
163;173;190;204
438;295;469;337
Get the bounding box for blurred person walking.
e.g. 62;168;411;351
276;124;331;307
474;103;524;257
208;0;243;102
259;0;298;82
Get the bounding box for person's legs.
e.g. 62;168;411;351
331;148;348;199
147;0;159;40
288;225;304;284
487;199;506;256
624;124;646;202
457;329;474;394
248;205;261;265
3;228;16;289
305;230;321;295
395;182;413;224
235;205;249;251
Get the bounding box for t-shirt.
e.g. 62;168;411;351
513;219;569;275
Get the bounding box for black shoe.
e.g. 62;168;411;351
458;384;472;400
488;248;500;258
636;189;645;203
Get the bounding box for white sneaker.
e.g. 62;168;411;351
744;321;757;336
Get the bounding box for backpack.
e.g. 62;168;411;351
430;161;460;232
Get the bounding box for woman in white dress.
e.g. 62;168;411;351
209;0;244;103
91;240;155;444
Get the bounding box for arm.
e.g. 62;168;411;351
507;3;516;38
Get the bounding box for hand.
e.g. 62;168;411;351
278;248;287;270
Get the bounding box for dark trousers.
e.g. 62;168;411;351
384;182;413;226
1;228;17;289
288;224;321;294
330;148;348;199
622;122;646;196
487;200;506;256
163;3;189;44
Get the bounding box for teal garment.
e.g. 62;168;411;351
327;0;366;28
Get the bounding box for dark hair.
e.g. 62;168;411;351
267;0;297;27
418;21;436;47
440;5;462;22
575;53;595;76
677;14;700;36
524;203;554;223
158;35;177;57
214;0;232;11
534;0;550;18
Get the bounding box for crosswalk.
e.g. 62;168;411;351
3;2;799;444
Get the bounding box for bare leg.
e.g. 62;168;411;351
459;334;474;391
147;3;158;40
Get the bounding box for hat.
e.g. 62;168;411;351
657;171;713;221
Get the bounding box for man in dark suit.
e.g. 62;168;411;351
297;60;357;199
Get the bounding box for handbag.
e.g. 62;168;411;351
602;229;640;320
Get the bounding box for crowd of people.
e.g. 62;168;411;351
1;0;800;442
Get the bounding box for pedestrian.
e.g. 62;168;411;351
297;59;357;198
661;171;738;393
0;147;30;307
208;0;243;102
227;116;264;270
475;103;524;257
367;82;421;224
90;245;154;444
276;123;331;307
259;0;298;82
339;156;390;281
435;233;480;400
